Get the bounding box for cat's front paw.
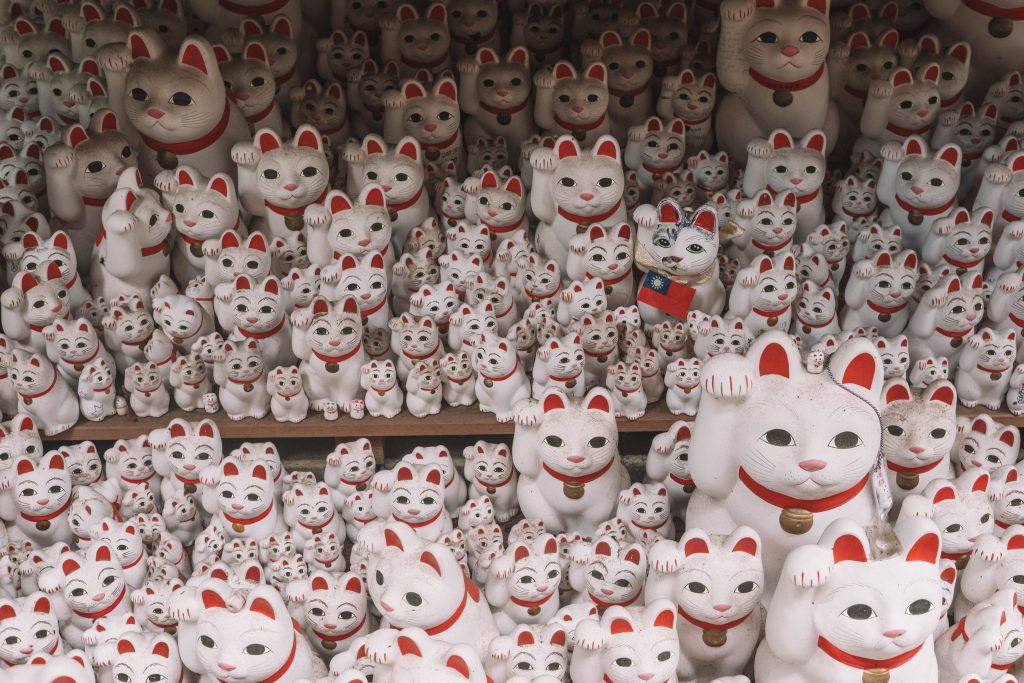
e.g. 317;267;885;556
45;145;75;170
530;147;558;171
985;164;1013;186
1;289;24;310
869;80;894;100
879;141;904;163
785;544;834;588
231;142;261;167
746;139;772;159
720;0;755;21
382;90;405;110
533;69;557;89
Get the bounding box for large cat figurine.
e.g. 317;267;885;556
687;332;884;588
754;517;943;683
485;534;561;634
529;135;626;272
512;388;629;535
714;0;837;165
0;592;63;665
106;32;250;178
202;456;285;541
533;61;611;146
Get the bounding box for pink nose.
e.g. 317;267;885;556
658;152;668;159
608;263;619;270
883;629;905;639
778;293;789;301
908;446;925;454
579;192;595;201
360;293;371;300
497;89;509;97
51;305;62;312
917;110;928;117
19;647;32;654
358;238;370;246
92;593;105;602
488;209;498;217
147;108;164;119
781;45;799;57
773;227;783;234
973;459;984;467
324;623;337;629
571;105;584;113
237;92;251;101
911;185;924;195
381;184;393;192
284;183;298;191
184;464;196;471
246;316;258;323
329;339;340;347
970;247;979;253
967;313;977;321
790;178;803;185
799;459;827;472
408;508;421;516
713;604;731;612
889;292;902;299
219;663;236;672
63;100;74;107
232;503;243;510
567;455;585;464
425;123;437;132
37;498;49;505
971;136;981;144
601;588;614;596
184;220;196;227
639;675;655;681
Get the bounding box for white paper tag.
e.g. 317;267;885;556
871;455;893;522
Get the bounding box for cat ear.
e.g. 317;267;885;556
682;529;710;556
402;80;427;100
999;426;1020;449
397;138;420;162
936;144;961;168
476;47;499;65
504;176;523;197
435;77;457;101
249;597;276;620
553;62;576;80
923;381;955;406
247;232;268;253
419;550;443;576
690;207;718;235
507;46;529;67
658;198;681;223
262;277;279;296
920;63;940;84
67;124;89;149
364;135;386;155
594;136;620;162
904;528;941;564
585;63;607;84
883;378;911;405
542;391;567;413
610;618;634;634
178;37;215;76
128;30;162;60
769;130;792;150
832;534;869;563
584;389;612;414
932;483;957;504
270;15;293;39
257;129;281;153
557;137;580;159
728;528;760;556
750;334;797;379
891;68;914;88
802;130;827;154
294;125;322;152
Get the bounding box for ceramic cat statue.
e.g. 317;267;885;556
473;331;530;421
220;41;286;136
933;588;1024;683
533;61;611;147
7;349;79;436
161;168;240;283
360;359;404;418
714;0;836;165
78;357;118;421
583;29;655;140
909;357;950;389
8;451;74;547
623;117;688;201
841;249;920;336
202;457;285;542
857;65;942;156
231;125;330;240
955;328;1018;409
105;32;250;178
569;600;682;683
905;273;985;370
458;47;535;160
921;207;993;277
2;262;71;354
753;517;943;683
529;134;626;273
286;571;370;658
484;533;561;633
291;296;366;414
383;76;464;178
687;332;884;588
657;70;717;156
645;421;695;513
642;527;765;683
512;388;629;535
743;129;828;240
53;541;131;648
212;339;270;420
974;150;1024;233
463;441;518;523
265;365;309;422
728;253;798;338
380;3;452;77
880;379;957;510
124;361;169;418
616;483;675;541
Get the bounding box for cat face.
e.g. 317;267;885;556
562;278;608;320
301;571;366;637
473;331;519;377
464;441;511;486
579;224;634;281
389;313;440;359
881;380;957;468
523;5;564;54
0;593;60;665
596;30;653;93
644;201;719;278
860;250;919;307
894;138;960;210
516;254;560;300
91;518;143;570
666;358;701;388
450;303;497;348
395;4;451;66
285;482;335;528
168;170;238;241
435;177;467;223
539;333;584;380
618;484;670;531
124;36;229;145
551;62;609;128
966;327;1016;373
535;389;618;475
399;78;460;146
746;253;798;311
694;317;749;358
214;457;274;520
158;418;222;480
886;68;941;134
356;60;399;111
912;39;969;106
838;176;878;218
796;281;836;326
46;318;100;364
220;42;276;121
635;117;686;171
809;522;942;661
210;231;271;284
12;264;70;330
236;16;296;88
475;171;526;231
572;311;619;357
584;602;680;683
675;528;763;625
294;81;347;133
458;496;494;528
448;223;491;262
920;473;994;556
361;358;398;391
764;129;826;196
0;64;38;116
7;351;58;404
956;414;1020;471
933;207;993;265
844;31;899;97
410;282;460;328
194;585;296;681
326;186;392;259
126;361;163;395
302;297;363;359
59;542;127;616
741;0;829;80
386;462;445;525
59;442;102;486
19;231;77;283
928;273;985;336
321;30;369;79
333;252;387;316
505;534;561;603
252;127;328;209
874;335;910;378
359;136;425;205
474;47;530;112
216;341;262;385
549;136;622;215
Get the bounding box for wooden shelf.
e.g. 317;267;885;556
40;402;688;442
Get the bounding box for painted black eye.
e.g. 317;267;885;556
756;32;778;43
86;161;105;173
404;592;422;606
375;570;384;585
800;31;821;43
200;635;216;647
658;651;672;661
588;436;608;448
930;428;946;439
597;178;613;188
262;169;279;179
130;87;149;101
887;425;905;436
844;603;876;619
906;599;933;615
687;581;708;593
761;429;795;446
831;431;861;449
252;77;266;87
736;581;757;593
544;435;563;447
615;658;633;667
170;91;193;106
244;643;267;655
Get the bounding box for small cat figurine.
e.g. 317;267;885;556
360;359;404;418
325;438;377;497
346;59;400;138
487;622;569;683
52;541;131;647
570;311;620;390
213;339;270;420
474;331;531;421
203;457;286;541
657;70;717;156
569;600;681;683
287;571;370;658
585;30;655;139
265;365;308;422
605;361;647;420
384;76;464;178
485;534;562;633
463;441;519;523
441;351;477;407
381;3;453;77
77;357;118;421
909;356;950;389
220;41;285;136
2;262;71;354
459;47;535;159
406;359;443;418
9;452;74;547
0;592;63;665
858;65;942;157
282;480;346;551
616;484;674;541
905;273;985;370
743;129;828;240
664;358;702;416
7;349;79;436
566;223;634;309
463;170;529;245
624;117;687;200
832;174;879;225
841;249;920;336
954;327;1017;409
921;207;993;277
288;80;350;148
371;461;453;542
292;296;366;414
532;332;585;400
729;253;798;338
533;61;611;146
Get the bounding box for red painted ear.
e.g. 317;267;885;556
973;473;990;493
516;629;536;646
244;566;261;583
202;590;226;609
68;124;89;149
654;608;675;630
152;641;170;659
557;138;579;159
365;137;385;155
884;382;911;404
892;68;913;88
806;0;827;13
311;576;330;592
804;131;826;154
0;604;14;621
833;534;868;563
933;485;956;504
252;464;268;481
585;392;611;413
398;140;419;161
179;40;210;75
543;393;567;413
842;353;877;392
659;201;681;223
757;342;790;378
446;655;471;679
610;618;633;634
296;128;321;150
906;532;940;564
436;78;457;101
691;208;717;234
770;131;792;149
223;461;239;477
117;639;135;654
249;597;275;620
595;139;619;161
397;635;421;657
585;63;607;83
732;536;758;556
384;528;404;550
684;537;709;556
758;256;773;274
928;385;955;405
32;596;50;613
419;551;442;576
61;558;80;576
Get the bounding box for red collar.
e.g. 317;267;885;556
1004;208;1022;222
978;363;1010;375
798;312;835;329
817;637;923;672
175;472;200;486
584;347;615;359
387;185;424;213
738;468;870;512
312;342;362;365
680;111;712;126
72;584;126;619
371;380;396;396
845;84;868;100
20;496;71;522
866;299;909;315
273;62;296;87
393;578;479;637
121;333;153;348
669;472;694;487
82;193;109;207
313;613;367;643
228;369;264;386
527;287;560;301
122;471;155;485
609;83;648;98
245;98;277;125
752;304;790;318
542;459;614;486
121;552;144;570
510;591;556;609
340;474;371;487
140;99;231;157
941;91;962;108
360;297;387;317
556;198;622;226
588;590;640;611
484;213;525;235
548;370;582;384
751;235;793;252
223;500;274;527
748;63;824;93
935;326;972;338
92;380;115;394
140;239;169;258
769;185;820;205
452;25;497;45
895;194;956;216
677;605;751;632
30;314;68;333
886;121;933;137
477;470;513;490
421;131;460;153
480;357;520;383
589;268;630;286
400;52;449;70
942;549;972;561
886;458;943;475
298;510;336;531
18;370;57;400
237;317;285;340
1010;311;1024;329
944;254;983;269
402;341;440;362
219;634;296;683
217;0;288;14
265;188;327;218
393;508;444;529
963;0;1024;19
447;373;473;385
149;616;179;632
64;343;100;367
843;206;877;218
554;112;606;133
642;158;684;177
479;98;528;116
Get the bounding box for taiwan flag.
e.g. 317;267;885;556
637;271;696;320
